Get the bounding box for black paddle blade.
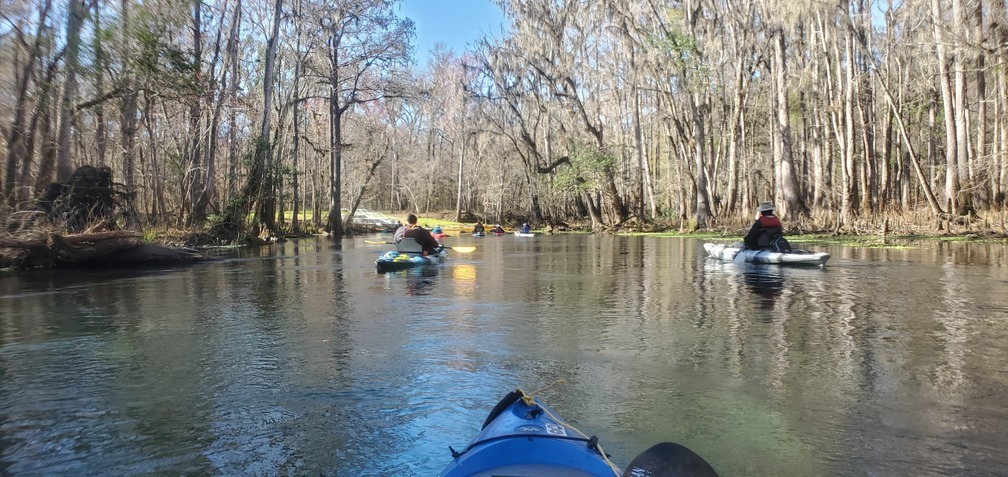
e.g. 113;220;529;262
622;442;719;477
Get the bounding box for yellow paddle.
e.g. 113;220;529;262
364;240;475;254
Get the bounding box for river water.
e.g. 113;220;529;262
1;235;1006;476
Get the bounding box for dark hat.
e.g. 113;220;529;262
757;201;775;212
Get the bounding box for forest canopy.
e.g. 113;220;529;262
2;0;1006;242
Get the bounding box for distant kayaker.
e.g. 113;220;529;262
492;224;505;234
432;225;443;235
520;223;530;234
473;220;485;235
743;201;791;252
394;214;441;255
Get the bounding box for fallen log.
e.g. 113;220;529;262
48;231;145;263
1;231;212;269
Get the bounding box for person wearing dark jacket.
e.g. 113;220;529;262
394;214;441;255
743;202;790;252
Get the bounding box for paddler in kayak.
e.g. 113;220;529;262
743;201;792;252
473;220;485;235
394;213;441;255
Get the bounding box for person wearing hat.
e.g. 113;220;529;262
743;201;790;251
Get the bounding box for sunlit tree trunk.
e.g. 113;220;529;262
933;0;959;211
773;28;808;218
842;31;857;219
952;0;970;206
454;136;465;222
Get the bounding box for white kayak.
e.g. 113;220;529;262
703;242;829;266
514;231;534;237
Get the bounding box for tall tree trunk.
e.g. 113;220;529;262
842;31;857;219
973;0;988;207
933;0;959;211
878;76;946;215
952;0;970;204
185;0;206;226
325;35;345;238
725;53;747;214
629;45;647;219
256;0;283;235
774;29;808;218
690;93;713;226
812;101;827;209
290;1;303;232
880;0;897;208
998;28;1007;205
92;1;107;168
454;136;465;222
225;0;242;203
857;1;877;214
215;0;280;240
57;0;85;182
118;0;140;193
3;1;50;207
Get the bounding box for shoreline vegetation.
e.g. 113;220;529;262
347;209;1008;248
4;2;1008;267
3;207;1005;271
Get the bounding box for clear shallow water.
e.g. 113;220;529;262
1;236;1006;476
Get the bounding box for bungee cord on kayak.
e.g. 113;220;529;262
513;386;622;476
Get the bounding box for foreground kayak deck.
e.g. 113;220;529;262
375;249;447;273
703;242;829;266
439;390;621;476
439;389;719;477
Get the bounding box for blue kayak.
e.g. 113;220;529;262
439;389;720;477
375;249;446;273
439;390;620;476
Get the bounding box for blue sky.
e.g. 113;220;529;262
398;0;506;65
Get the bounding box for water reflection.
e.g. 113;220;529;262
1;237;1007;476
382;265;441;296
741;266;786;310
450;263;478;297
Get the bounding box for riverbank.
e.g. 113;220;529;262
409;209;1008;247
